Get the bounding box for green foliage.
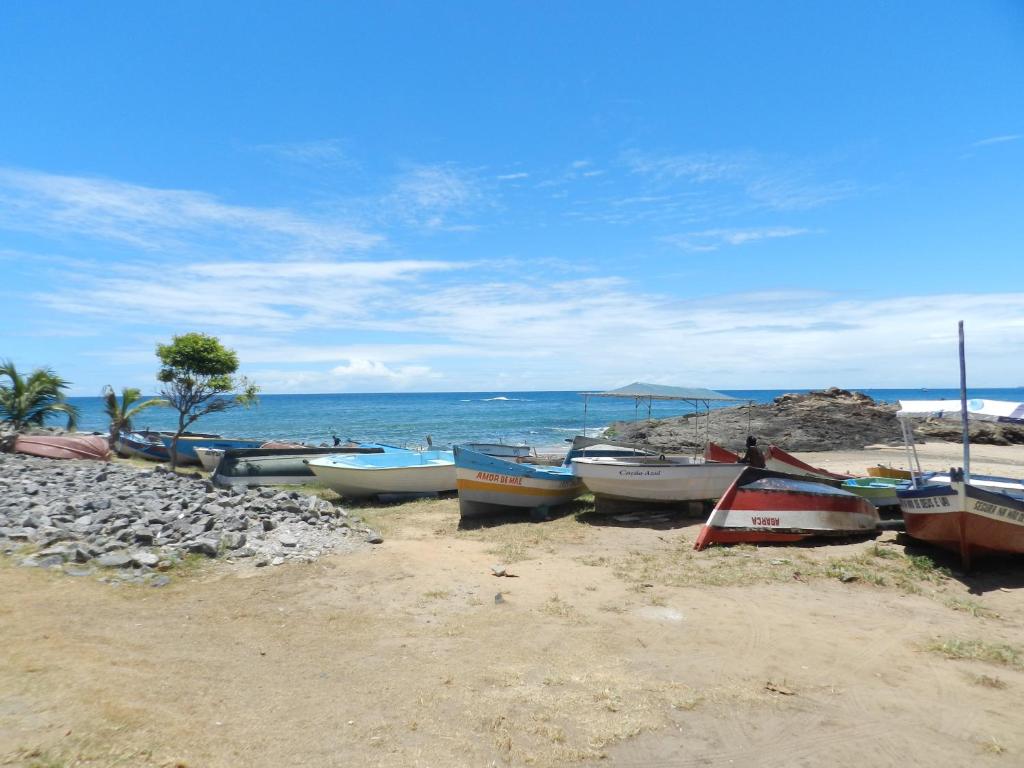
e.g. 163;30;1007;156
155;333;259;467
0;359;79;431
102;385;168;446
157;332;239;380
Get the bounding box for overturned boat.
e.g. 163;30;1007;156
705;442;850;480
455;445;583;518
694;467;880;550
13;434;111;461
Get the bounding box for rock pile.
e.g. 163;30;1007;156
0;452;380;585
611;387;1024;452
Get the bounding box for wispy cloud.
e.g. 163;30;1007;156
972;134;1021;147
663;226;813;252
384;164;483;231
35;258;468;333
496;172;529;180
252;138;353;166
621;150;855;212
0;167;382;254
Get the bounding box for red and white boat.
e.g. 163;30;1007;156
898;472;1024;568
13;434;111;460
895;394;1024;569
694;467;879;550
705;442;851;480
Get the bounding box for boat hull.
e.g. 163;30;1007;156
160;435;264;465
454;446;582;517
462;442;532;459
868;466;913;480
898;481;1024;567
194;447;224;471
308;450;456;498
695;468;880;550
843;477;906;508
704;442;849;480
212;446;385;487
13;434;111;461
115;431;170;461
571;456;744;503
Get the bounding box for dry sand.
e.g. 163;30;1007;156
1;442;1023;767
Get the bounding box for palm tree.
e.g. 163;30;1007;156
0;359;79;431
102;385;168;448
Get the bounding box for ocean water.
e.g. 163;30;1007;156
59;387;1024;453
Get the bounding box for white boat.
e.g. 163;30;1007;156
194;446;225;471
570;455;745;503
462;442;533;459
454;446;582;518
307;449;456;498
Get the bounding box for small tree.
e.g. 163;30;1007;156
156;333;259;468
102;385;169;450
0;359;79;432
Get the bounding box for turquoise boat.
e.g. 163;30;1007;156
843;477;907;508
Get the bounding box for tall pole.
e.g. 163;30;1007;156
958;320;971;483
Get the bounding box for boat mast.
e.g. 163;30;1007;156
958;320;971;484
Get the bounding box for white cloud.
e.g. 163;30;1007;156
252;138;352;166
497;172;529;180
384;164;482;231
663;226;813;252
621;150;855;212
0;167;381;254
972;134;1021;147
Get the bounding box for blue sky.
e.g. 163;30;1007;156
1;1;1022;394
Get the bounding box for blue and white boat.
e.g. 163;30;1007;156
115;430;171;461
455;446;583;518
160;434;265;465
307;449;456;498
115;429;219;461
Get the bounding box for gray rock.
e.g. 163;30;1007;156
188;538;220;557
149;575;171;587
223;531;247;550
279;533;298;548
365;531;384;545
96;551;133;568
132;551;160;567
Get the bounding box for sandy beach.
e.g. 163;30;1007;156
1;441;1022;768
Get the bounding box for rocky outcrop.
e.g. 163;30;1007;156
610;387;1024;452
0;452;380;585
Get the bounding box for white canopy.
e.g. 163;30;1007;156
896;399;1024;424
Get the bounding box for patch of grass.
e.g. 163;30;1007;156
868;543;901;559
926;637;1024;670
981;736;1007;755
422;589;451;600
540;595;585;623
456;512;588;563
946;597;1000;619
972;674;1008;689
